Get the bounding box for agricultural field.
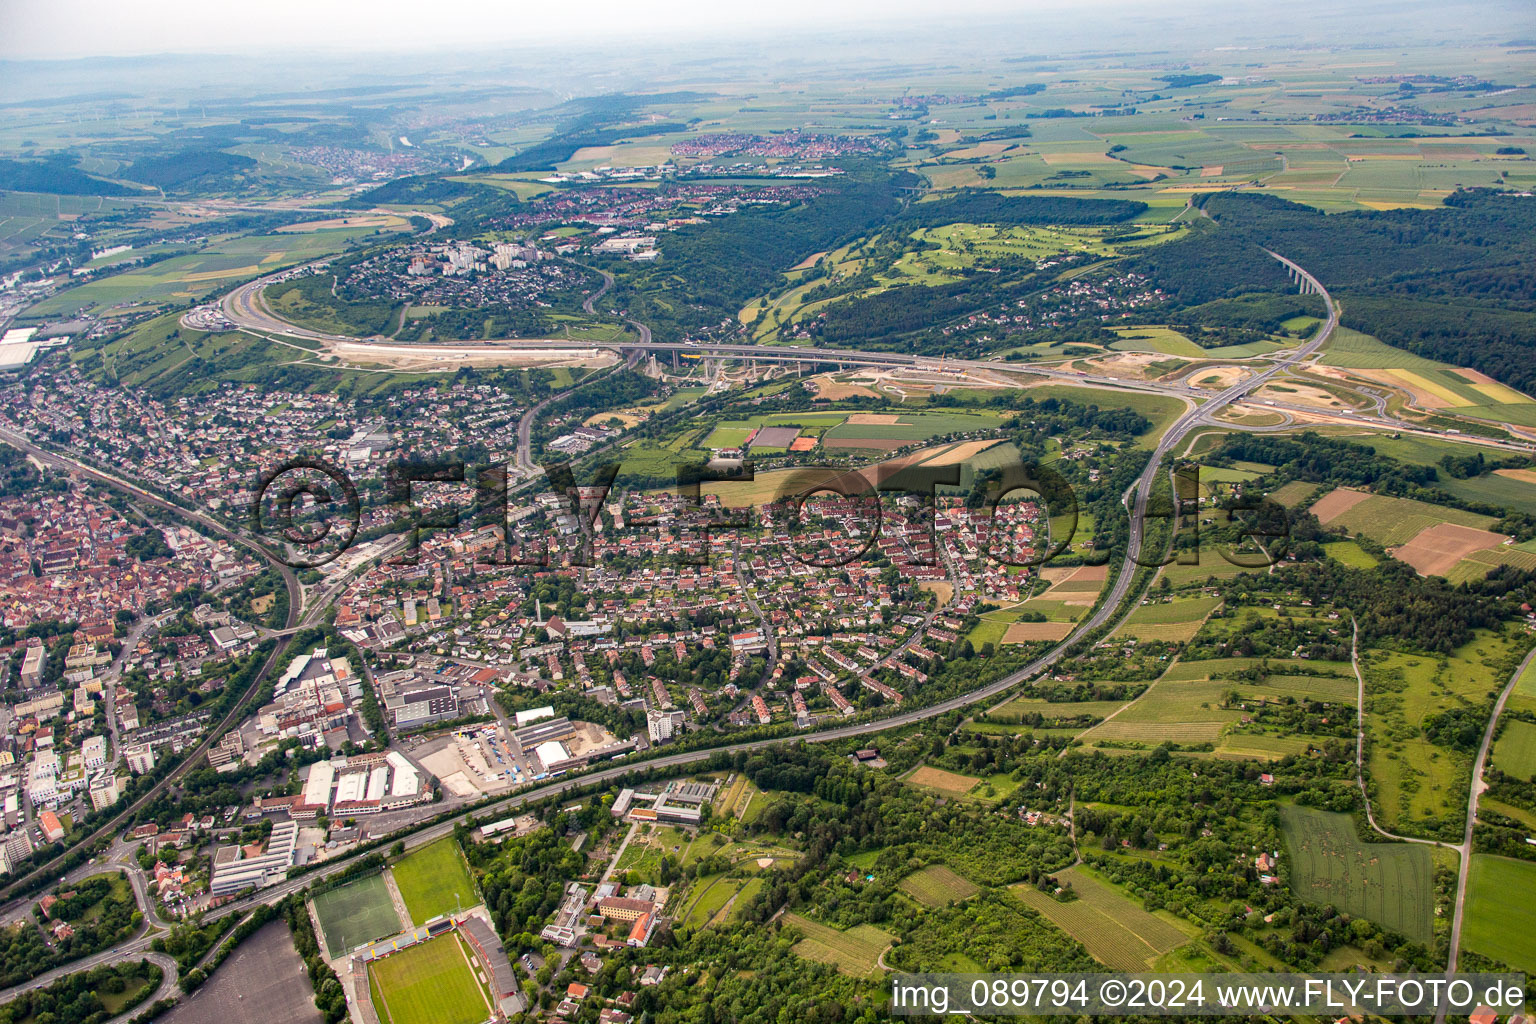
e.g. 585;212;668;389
1267;480;1321;508
1108;326;1205;358
1278;806;1434;943
1081;653;1349;757
1507;658;1536;718
1322;540;1379;569
1491;719;1536;781
1077;670;1237;748
311;873;406;956
904;765;982;796
1011;867;1189;971
0;192;138;263
392;839;478;925
368;933;491;1024
24;226;400;319
1321;328;1536;427
1462;856;1536;974
1118;594;1221;642
1157;538;1266;587
1309;488;1531;581
783;913;894;978
898;864;980;907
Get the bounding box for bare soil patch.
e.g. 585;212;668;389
1391;523;1510;577
1311;487;1373;524
1003;620;1074;643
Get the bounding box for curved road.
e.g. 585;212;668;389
103;248;1339;924
0;250;1372;996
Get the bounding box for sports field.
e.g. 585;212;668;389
1278;805;1433;942
1492;719;1536;781
783;913;893;977
1462;855;1536;973
1012;867;1188;971
898;864;980;907
311;873;404;956
368;933;491;1024
392;839;478;925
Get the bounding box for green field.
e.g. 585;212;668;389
368;933;490;1024
1362;631;1522;836
1108;326;1205;358
1120;595;1222;641
1267;480;1321;508
822;410;1004;442
1325;492;1496;548
1012;866;1188;971
1279;806;1433;943
1462;856;1536;973
783;913;893;978
1323;539;1379;569
1321;327;1447;371
25;228;396;318
392;839;478;925
1492;719;1536;781
312;873;404;955
898;864;981;907
703;425;753;449
1509;657;1536;717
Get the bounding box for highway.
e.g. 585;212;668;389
5;245;1512;996
212;254;1535;462
43;253;1345;940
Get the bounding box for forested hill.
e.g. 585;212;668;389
615;165;914;341
900;190;1147;227
1122;189;1536;394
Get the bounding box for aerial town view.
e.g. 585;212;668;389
1;0;1536;1021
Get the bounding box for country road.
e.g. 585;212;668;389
1444;645;1536;983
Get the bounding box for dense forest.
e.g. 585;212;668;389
613;164;911;341
1123;190;1536;393
0;156;136;197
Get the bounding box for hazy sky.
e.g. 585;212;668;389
3;0;1097;59
3;0;1529;61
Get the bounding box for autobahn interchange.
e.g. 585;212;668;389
11;244;1525;999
